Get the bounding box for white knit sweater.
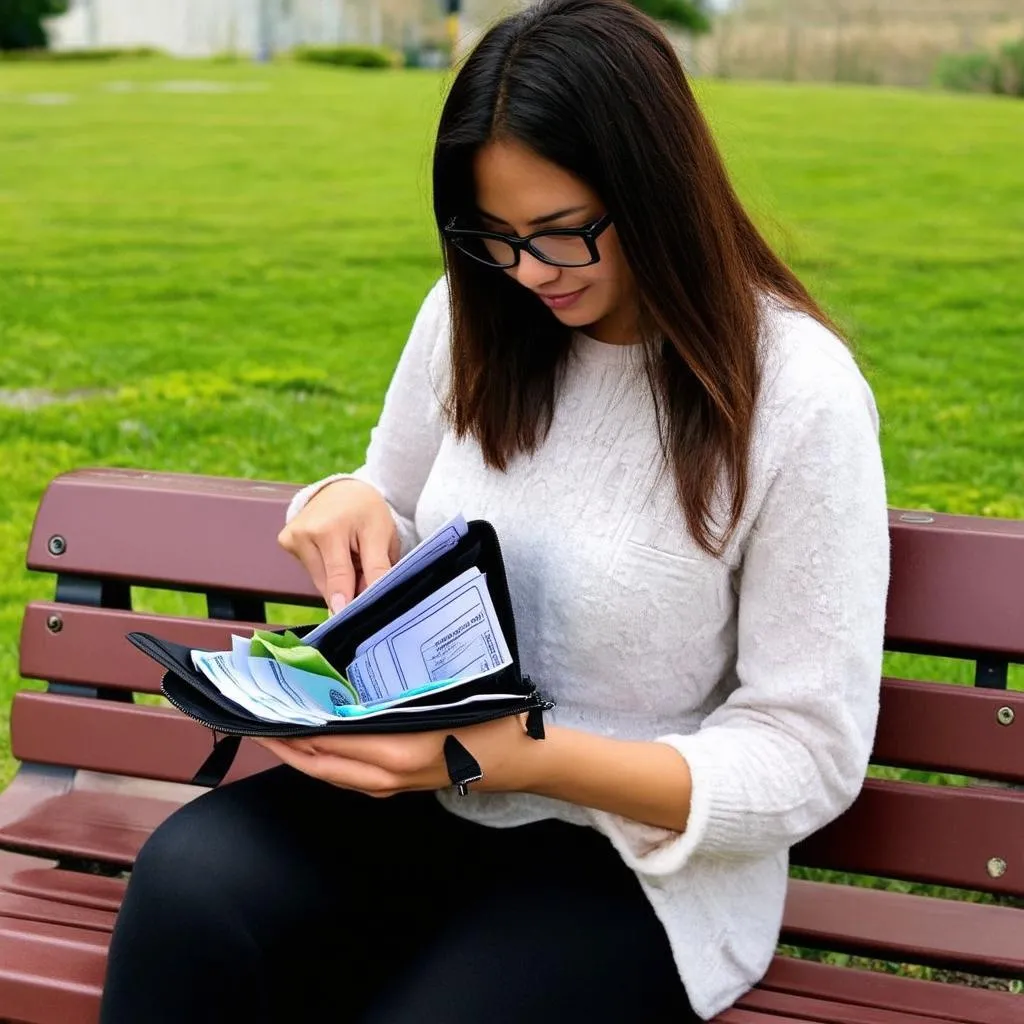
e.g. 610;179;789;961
287;279;890;1020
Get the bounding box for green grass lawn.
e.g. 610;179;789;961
0;59;1022;795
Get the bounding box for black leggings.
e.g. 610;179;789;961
100;766;697;1023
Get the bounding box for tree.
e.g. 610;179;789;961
631;0;711;33
0;0;69;51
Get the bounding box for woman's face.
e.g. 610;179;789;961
472;138;638;344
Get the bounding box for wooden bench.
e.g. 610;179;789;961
0;468;1021;1024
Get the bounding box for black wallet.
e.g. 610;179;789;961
128;520;553;789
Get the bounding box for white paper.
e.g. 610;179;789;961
303;514;468;648
192;649;325;725
228;635;321;723
345;568;512;704
229;635;323;723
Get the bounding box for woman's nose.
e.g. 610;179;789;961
512;250;561;290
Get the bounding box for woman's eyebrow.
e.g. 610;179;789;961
477;205;590;227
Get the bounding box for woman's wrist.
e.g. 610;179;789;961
503;723;694;834
517;723;572;797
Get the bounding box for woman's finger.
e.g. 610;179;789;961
289;534;328;602
315;528;359;613
354;517;397;591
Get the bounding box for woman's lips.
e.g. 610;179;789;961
537;286;587;310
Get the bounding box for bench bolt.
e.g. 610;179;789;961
47;534;66;556
46;614;63;634
996;706;1014;726
987;857;1007;879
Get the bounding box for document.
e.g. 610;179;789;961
231;634;330;723
303;514;468;648
345;568;512;704
241;632;357;722
191;649;325;725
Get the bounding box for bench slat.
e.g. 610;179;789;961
27;469;317;601
26;470;1024;658
10;692;278;786
0;916;106;1024
0;892;116;934
736;987;961;1024
0;790;185;867
886;510;1024;658
758;958;1020;1024
714;1011;812;1024
792;779;1024;897
20;603;287;694
874;679;1024;784
783;879;1023;976
19;606;1024;783
2;868;125;913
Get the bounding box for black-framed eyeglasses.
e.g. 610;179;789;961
443;213;613;269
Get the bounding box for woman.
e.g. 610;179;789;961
100;0;889;1020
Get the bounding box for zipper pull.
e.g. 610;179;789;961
525;703;546;740
443;735;483;796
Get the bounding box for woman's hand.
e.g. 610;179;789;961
278;479;399;613
256;714;540;798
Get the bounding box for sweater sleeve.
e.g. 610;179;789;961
285;278;450;554
590;365;890;875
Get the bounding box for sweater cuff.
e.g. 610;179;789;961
284;473;360;524
588;736;713;878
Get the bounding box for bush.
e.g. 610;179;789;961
997;37;1024;97
0;45;162;61
935;35;1024;98
0;0;68;51
935;51;1000;94
291;44;402;70
632;0;710;33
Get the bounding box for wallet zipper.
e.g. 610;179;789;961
161;684;317;738
161;681;554;739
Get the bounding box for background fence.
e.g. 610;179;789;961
689;0;1024;86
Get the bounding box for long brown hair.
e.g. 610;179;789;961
433;0;836;555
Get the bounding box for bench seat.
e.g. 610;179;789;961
1;844;1021;1023
2;876;1019;1024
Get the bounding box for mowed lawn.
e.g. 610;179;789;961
0;59;1022;787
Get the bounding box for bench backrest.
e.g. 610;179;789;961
13;469;1024;902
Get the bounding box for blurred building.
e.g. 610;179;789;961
48;0;527;58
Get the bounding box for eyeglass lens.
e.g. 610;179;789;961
460;232;593;268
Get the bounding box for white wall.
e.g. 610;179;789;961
47;0;363;58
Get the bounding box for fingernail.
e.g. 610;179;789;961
329;593;347;614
